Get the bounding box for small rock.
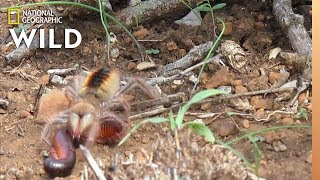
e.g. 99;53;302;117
188;75;197;83
264;132;286;143
20;110;31;118
217;22;233;35
250;96;273;109
272;141;287;152
178;49;187;57
0;109;6;114
242;119;250;128
298;92;307;104
235;85;248;93
269;72;281;84
173;80;183;85
281;117;294;125
38;74;50;85
247;74;269;91
110;48;120;58
200;72;209;84
51;75;67;85
133;27;149;39
36;89;70;124
306;151;312;164
136;61;156;71
166;41;178;51
231;80;243;86
213;120;238;137
257;14;265;21
255;22;265;29
127;62;136;71
181;38;195;49
7;92;26;103
122;94;135;102
205;68;232;89
254;108;266;119
135;151;146;161
200;102;212;111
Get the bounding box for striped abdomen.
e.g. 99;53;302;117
80;68;120;100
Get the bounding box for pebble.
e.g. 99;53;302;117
242;119;250;128
250;96;273;109
205;68;232;89
51;75;67;85
19;110;31;118
306;151;312;164
257;14;265;21
272;141;287;152
127;62;136;71
38;74;50;85
281;117;294;125
7;92;26;103
264;132;286;143
133;27;149;39
178;49;187;57
255;22;265;29
235;85;248;93
231;80;243;86
36;89;70;124
173;80;183;85
217;22;233;35
166;41;178;51
214;120;238;137
254;108;266;119
200;102;212;111
298;92;307;104
269;72;281;84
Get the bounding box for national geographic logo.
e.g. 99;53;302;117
7;8;63;25
8;8;20;25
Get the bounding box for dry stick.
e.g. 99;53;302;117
273;0;312;107
79;145;106;180
147;54;221;85
129;86;296;119
160;41;214;76
130;92;186;109
116;0;200;27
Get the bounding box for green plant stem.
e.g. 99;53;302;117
225;124;311;146
190;17;225;95
97;0;110;60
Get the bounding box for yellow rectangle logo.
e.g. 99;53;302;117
8;9;20;25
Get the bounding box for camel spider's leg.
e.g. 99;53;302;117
41;114;69;146
118;77;161;99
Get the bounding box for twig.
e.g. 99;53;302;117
273;0;311;58
147;54;220;85
47;65;78;75
160;41;213;76
116;0;200;27
130;86;296;119
79;145;106;180
130;92;185;109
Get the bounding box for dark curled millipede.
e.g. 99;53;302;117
44;128;76;177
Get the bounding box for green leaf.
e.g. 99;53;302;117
176;89;227;128
169;111;176;131
118;117;168;146
145;49;160;54
184;121;215;143
195;3;211;12
212;3;226;10
226;111;234;116
294;107;308;120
